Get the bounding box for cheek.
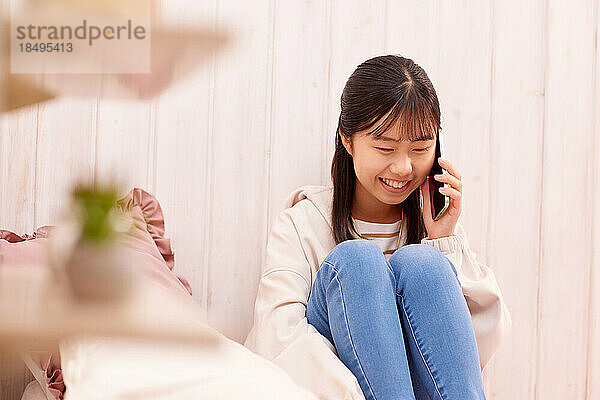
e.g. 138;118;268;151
418;161;433;175
418;153;435;172
411;158;435;183
353;152;382;178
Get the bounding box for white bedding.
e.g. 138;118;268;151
59;326;318;400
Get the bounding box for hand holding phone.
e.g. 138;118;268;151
419;133;463;239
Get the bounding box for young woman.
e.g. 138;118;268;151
245;55;511;400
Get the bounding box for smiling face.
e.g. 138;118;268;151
340;124;436;223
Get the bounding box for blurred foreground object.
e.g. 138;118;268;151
4;0;228;104
0;184;215;353
0;21;56;112
63;183;132;302
0;258;215;351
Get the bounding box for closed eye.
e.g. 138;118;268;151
375;146;431;152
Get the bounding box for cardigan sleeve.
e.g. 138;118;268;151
420;221;512;371
244;208;365;400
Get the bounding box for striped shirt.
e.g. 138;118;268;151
352;217;403;260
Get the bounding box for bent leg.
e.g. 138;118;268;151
389;244;485;400
306;239;415;400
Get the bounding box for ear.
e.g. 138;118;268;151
338;130;353;157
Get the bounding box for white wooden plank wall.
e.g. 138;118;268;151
0;0;598;398
484;0;544;398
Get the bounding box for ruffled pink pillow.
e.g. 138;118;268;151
0;188;191;400
116;188;192;296
0;226;53;266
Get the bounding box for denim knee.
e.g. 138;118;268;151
388;244;459;289
323;239;392;284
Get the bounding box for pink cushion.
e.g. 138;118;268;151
117;188;175;270
116;188;192;297
0;188;191;400
0;226;53;267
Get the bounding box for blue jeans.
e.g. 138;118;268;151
306;239;485;400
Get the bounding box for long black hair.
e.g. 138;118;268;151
331;55;441;245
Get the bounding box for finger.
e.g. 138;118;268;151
434;172;462;192
438;158;462;181
439;185;462;211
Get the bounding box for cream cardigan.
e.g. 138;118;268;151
244;185;511;400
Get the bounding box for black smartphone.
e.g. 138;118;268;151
428;134;450;221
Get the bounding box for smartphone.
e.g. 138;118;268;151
428;134;450;221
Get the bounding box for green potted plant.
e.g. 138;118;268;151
63;182;133;302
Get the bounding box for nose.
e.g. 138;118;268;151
389;155;412;177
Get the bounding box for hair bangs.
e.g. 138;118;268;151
367;99;440;142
